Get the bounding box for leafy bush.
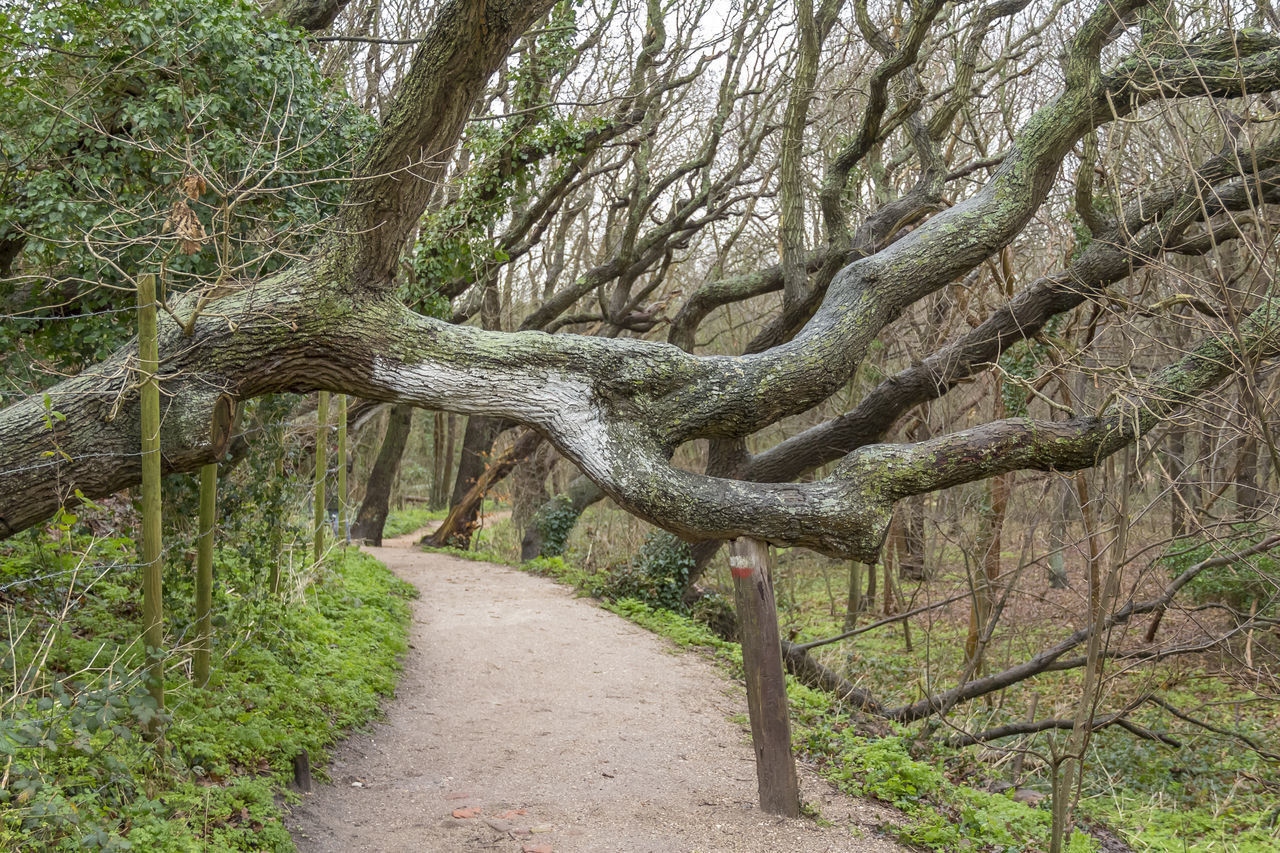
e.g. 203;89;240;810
604;598;735;652
599;531;694;612
529;494;578;558
824;735;944;808
0;0;374;375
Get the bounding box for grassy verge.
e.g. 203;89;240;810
1;534;414;852
597;597;1097;852
380;506;447;539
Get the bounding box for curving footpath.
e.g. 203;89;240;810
286;530;909;853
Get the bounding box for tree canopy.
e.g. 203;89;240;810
2;0;1279;570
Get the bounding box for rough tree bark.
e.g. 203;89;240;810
3;1;1280;573
350;403;415;546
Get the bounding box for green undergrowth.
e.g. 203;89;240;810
763;542;1280;853
381;506;447;539
594;598;1097;852
1077;716;1280;852
1;532;414;852
803;725;1093;852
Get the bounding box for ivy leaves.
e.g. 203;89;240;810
0;0;374;374
402;1;602;316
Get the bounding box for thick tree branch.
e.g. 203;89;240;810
746;150;1280;483
334;0;557;284
4;3;1280;562
945;708;1180;749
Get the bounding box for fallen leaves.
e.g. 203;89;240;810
449;803;551;848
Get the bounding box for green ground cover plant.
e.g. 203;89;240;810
1;529;413;851
483;508;1279;852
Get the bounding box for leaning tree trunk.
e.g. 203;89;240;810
435;415;506;549
425;428;543;548
350;404;414;545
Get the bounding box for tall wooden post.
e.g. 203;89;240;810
729;537;800;817
268;443;284;595
137;273;165;716
313;391;329;565
431;412;447;509
194;461;217;688
336;395;348;543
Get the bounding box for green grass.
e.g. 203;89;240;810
593;598;1097;852
380;505;446;538
1;535;415;852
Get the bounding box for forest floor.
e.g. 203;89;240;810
285;528;911;853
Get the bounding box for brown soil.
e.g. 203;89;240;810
286;530;911;853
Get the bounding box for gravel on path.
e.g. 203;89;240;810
286;531;910;853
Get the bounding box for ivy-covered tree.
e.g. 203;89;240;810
0;0;372;378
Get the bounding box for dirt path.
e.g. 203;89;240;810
286;531;909;853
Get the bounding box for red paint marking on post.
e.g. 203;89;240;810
730;566;755;579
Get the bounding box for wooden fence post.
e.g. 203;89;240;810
729;537;800;817
137;273;165;717
313;391;329;565
194;461;217;687
337;395;348;544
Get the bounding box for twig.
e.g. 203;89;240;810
1149;696;1280;761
